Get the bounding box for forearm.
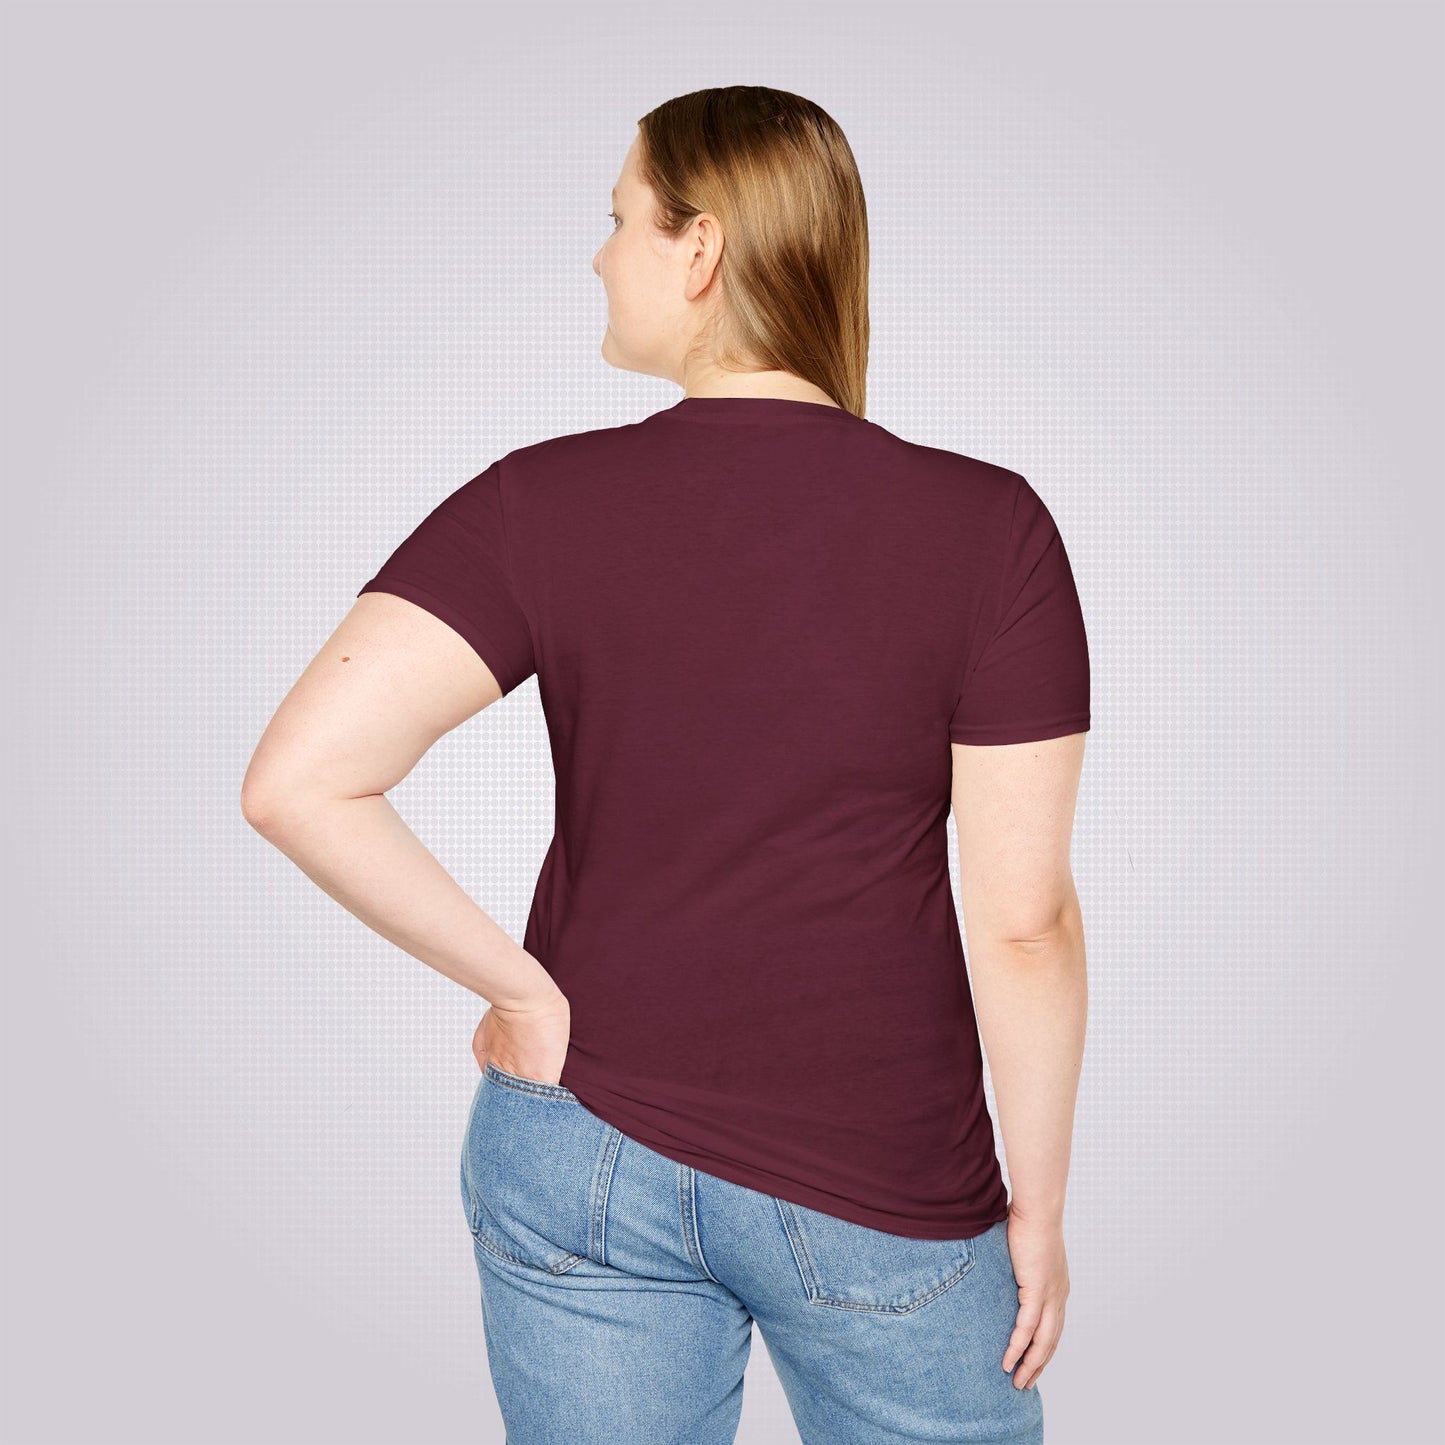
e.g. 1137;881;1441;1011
967;895;1087;1222
243;791;558;1010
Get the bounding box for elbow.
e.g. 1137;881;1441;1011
240;779;287;837
1000;920;1079;959
241;769;384;836
241;742;279;831
1005;902;1076;950
241;747;325;836
973;882;1084;955
240;759;303;837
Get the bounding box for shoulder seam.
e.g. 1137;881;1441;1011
491;456;541;674
952;471;1026;720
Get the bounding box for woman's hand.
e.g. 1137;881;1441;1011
472;989;572;1088
1001;1206;1070;1390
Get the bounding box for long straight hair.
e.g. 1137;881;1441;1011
636;87;870;418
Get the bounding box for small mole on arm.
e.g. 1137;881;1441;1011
341;655;350;662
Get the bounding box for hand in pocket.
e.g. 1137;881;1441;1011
473;989;572;1088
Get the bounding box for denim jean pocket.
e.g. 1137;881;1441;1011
481;1060;578;1101
775;1197;979;1313
460;1064;614;1274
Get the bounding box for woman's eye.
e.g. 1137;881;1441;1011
607;211;620;230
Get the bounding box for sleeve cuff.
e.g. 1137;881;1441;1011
948;714;1090;745
357;577;523;695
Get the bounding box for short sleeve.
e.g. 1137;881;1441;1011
356;461;537;696
948;476;1091;745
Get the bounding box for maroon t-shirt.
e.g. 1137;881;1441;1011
357;395;1090;1239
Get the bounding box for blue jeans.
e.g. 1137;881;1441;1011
461;1062;1045;1445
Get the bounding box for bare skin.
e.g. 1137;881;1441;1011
244;125;1087;1394
472;994;572;1085
952;733;1087;1389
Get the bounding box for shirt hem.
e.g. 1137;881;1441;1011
560;1069;1010;1242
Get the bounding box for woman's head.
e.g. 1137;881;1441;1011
592;86;870;417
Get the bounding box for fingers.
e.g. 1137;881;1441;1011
472;1010;492;1072
1002;1300;1066;1389
1001;1303;1038;1374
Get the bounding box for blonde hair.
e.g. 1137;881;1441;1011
636;86;870;418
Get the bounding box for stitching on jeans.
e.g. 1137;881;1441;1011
679;1166;720;1282
470;1223;585;1275
484;1061;576;1101
806;1252;978;1314
466;1175;585;1274
776;1199;825;1299
589;1127;624;1265
775;1199;979;1314
774;1196;814;1298
468;1065;587;1272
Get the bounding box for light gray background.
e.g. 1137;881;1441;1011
3;3;1440;1443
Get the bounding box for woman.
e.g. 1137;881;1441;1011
243;86;1089;1445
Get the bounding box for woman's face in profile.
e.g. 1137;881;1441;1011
594;132;710;382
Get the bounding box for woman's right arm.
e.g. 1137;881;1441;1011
951;729;1088;1392
240;592;565;1024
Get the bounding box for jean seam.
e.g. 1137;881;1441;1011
678;1165;720;1282
775;1197;817;1299
775;1198;979;1314
589;1127;624;1265
471;1225;586;1275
